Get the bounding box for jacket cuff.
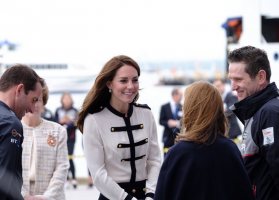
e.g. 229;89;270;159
146;192;154;199
125;194;134;200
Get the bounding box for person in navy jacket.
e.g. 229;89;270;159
55;92;78;189
154;81;255;200
0;64;44;200
228;46;279;200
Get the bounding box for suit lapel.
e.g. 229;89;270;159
167;103;174;119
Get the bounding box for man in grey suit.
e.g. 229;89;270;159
214;79;242;139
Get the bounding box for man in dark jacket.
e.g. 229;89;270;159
228;46;279;200
0;64;44;200
214;79;242;139
159;87;183;157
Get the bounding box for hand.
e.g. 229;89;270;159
59;116;72;124
59;118;67;124
34;195;47;200
24;195;47;200
168;119;179;128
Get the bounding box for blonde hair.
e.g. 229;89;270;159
42;83;49;106
175;81;228;145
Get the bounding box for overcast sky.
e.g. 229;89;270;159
0;0;244;64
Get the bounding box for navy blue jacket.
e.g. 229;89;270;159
0;101;24;200
55;106;77;142
159;102;182;148
231;82;279;200
154;135;255;200
41;107;55;122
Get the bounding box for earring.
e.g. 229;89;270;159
109;89;112;93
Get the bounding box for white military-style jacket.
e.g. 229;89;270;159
21;119;69;200
83;103;162;200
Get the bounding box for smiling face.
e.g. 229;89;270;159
24;93;44;119
107;65;139;106
15;81;42;120
228;62;261;101
34;94;44;115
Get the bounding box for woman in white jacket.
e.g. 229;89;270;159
76;55;161;200
21;83;69;200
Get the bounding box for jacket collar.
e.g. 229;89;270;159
230;82;279;124
0;100;11;110
0;100;16;117
107;102;134;118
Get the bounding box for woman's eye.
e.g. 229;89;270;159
133;79;138;82
120;80;127;83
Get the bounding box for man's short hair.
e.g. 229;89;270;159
228;46;271;82
172;87;181;96
0;64;44;94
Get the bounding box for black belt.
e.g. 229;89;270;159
99;180;154;200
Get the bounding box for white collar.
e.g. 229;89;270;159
170;99;179;114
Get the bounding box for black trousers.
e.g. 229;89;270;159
67;141;76;179
99;180;146;200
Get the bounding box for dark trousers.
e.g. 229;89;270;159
67;141;76;179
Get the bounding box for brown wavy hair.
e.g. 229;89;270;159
76;55;140;133
175;81;228;145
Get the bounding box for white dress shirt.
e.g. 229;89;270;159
29;130;37;181
170;99;178;117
